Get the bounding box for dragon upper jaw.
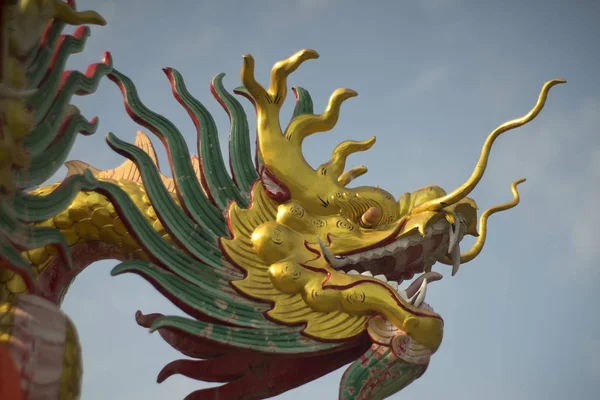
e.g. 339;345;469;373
322;216;468;313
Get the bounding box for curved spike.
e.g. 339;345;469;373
285;88;358;146
51;0;107;26
105;132;225;268
150;315;337;353
112;261;269;328
26;23;65;88
291;86;314;118
87;171;226;285
65;131;174;191
26;25;90;124
338;165;368;186
240;54;268;107
319;137;375;178
24;51;112;154
9;226;72;269
233;86;256;109
268;49;319;107
0;203;71;269
108;69;226;236
210;73;257;194
157;356;247;384
0;242;35;293
12;173;98;222
240;49;319;111
15;112;98;188
164;68;247;209
26;104;79;156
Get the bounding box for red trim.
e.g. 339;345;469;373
258;165;291;203
209;76;244;188
335;216;410;257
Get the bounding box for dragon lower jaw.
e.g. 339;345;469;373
329;218;464;300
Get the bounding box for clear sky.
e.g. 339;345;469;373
57;0;599;399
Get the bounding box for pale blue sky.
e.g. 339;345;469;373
57;0;599;399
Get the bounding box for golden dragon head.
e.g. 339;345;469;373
221;49;564;355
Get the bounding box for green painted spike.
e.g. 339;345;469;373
0;241;35;288
26;20;66;88
24;52;112;155
108;69;226;237
112;261;270;327
150;315;337;353
339;345;427;400
12;173;98;222
106;132;232;271
25;105;80;156
0;204;72;269
27;26;91;124
15;113;98;188
14;227;72;268
211;73;257;194
233;86;252;99
291;86;314;117
86;171;225;286
167;68;247;209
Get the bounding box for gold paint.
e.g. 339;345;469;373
0;300;16;342
46;243;59;255
319;137;376;179
411;79;566;215
59;318;82;399
50;0;106;26
27;247;49;265
338;166;368;186
0;39;563;367
91;207;113;228
440;178;525;265
224;182;445;349
75;218;100;241
6;275;27;294
0;0;107;193
226;51;563;351
54;213;75;230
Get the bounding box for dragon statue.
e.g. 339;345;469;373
0;1;565;399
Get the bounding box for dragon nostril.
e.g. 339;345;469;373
361;206;382;227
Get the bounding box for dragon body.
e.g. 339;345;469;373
0;1;565;399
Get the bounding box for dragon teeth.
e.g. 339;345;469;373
373;274;387;282
409;278;428;307
332;218;451;269
317;235;342;269
450;241;461;276
448;219;459;255
347;270;359;275
361;271;373;277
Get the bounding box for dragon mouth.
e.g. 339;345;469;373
321;217;468;314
